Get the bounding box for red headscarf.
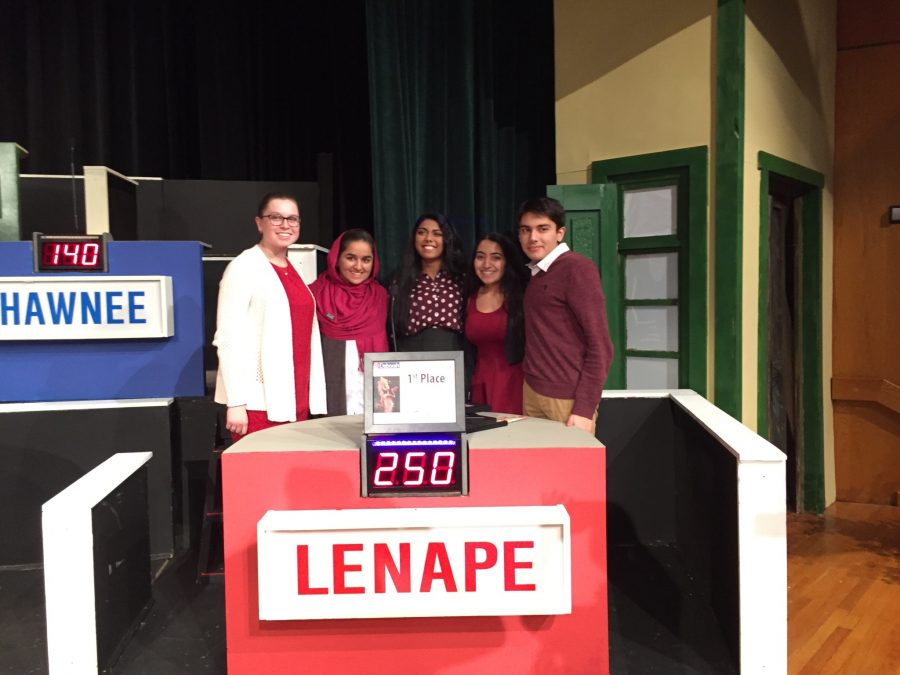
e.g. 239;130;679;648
309;231;389;368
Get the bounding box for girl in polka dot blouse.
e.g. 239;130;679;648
389;212;467;352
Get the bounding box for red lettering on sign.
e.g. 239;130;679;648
295;539;540;596
464;542;498;591
296;545;328;595
503;541;536;591
374;543;411;593
420;542;458;592
333;544;365;594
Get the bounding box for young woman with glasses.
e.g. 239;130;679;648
309;229;389;415
213;192;326;439
389;212;467;352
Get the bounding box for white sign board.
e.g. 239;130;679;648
372;358;458;424
0;276;174;340
257;505;571;621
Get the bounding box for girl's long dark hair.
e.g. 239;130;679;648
467;232;528;329
391;212;467;336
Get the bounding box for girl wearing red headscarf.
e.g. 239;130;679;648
310;229;389;415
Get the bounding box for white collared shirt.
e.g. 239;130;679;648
528;242;570;276
343;339;364;414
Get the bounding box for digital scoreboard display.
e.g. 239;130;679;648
361;352;468;497
33;233;108;272
361;433;468;497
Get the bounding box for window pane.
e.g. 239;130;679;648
625;253;678;299
623;185;677;238
626;357;679;389
626;306;679;351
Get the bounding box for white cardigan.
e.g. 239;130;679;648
213;245;327;420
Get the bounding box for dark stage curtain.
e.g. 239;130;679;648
365;0;556;275
0;0;373;235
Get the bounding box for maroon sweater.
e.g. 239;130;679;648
523;250;613;418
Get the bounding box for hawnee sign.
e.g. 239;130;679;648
0;276;174;340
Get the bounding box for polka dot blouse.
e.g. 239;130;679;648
404;270;463;335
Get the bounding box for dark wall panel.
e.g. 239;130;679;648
672;404;740;664
92;467;152;669
107;173;138;240
597;396;741;669
0;405;174;566
136;179;322;253
598;397;678;546
19;176;86;238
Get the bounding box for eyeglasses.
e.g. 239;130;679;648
263;213;300;228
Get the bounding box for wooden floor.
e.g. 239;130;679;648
787;501;900;674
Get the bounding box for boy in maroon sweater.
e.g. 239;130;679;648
517;197;613;434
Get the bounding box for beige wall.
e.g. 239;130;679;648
554;0;716;402
554;0;837;504
554;0;715;184
743;0;836;503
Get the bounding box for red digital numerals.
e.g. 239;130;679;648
42;242;101;268
372;450;456;488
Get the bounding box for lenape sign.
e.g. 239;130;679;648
257;505;572;621
0;276;174;340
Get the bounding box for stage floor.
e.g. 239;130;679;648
0;543;734;674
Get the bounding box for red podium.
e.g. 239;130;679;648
222;415;608;674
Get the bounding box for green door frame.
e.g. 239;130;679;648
714;0;746;418
546;183;619;388
756;150;825;513
590;146;708;394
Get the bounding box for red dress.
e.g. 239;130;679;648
465;296;524;414
243;264;313;436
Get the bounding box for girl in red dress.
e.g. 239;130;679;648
464;233;528;413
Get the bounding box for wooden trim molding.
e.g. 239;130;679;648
831;377;900;416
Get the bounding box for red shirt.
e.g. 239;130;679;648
244;264;313;436
465;296;524;413
274;263;313;420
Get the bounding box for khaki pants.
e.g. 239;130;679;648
523;380;598;435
